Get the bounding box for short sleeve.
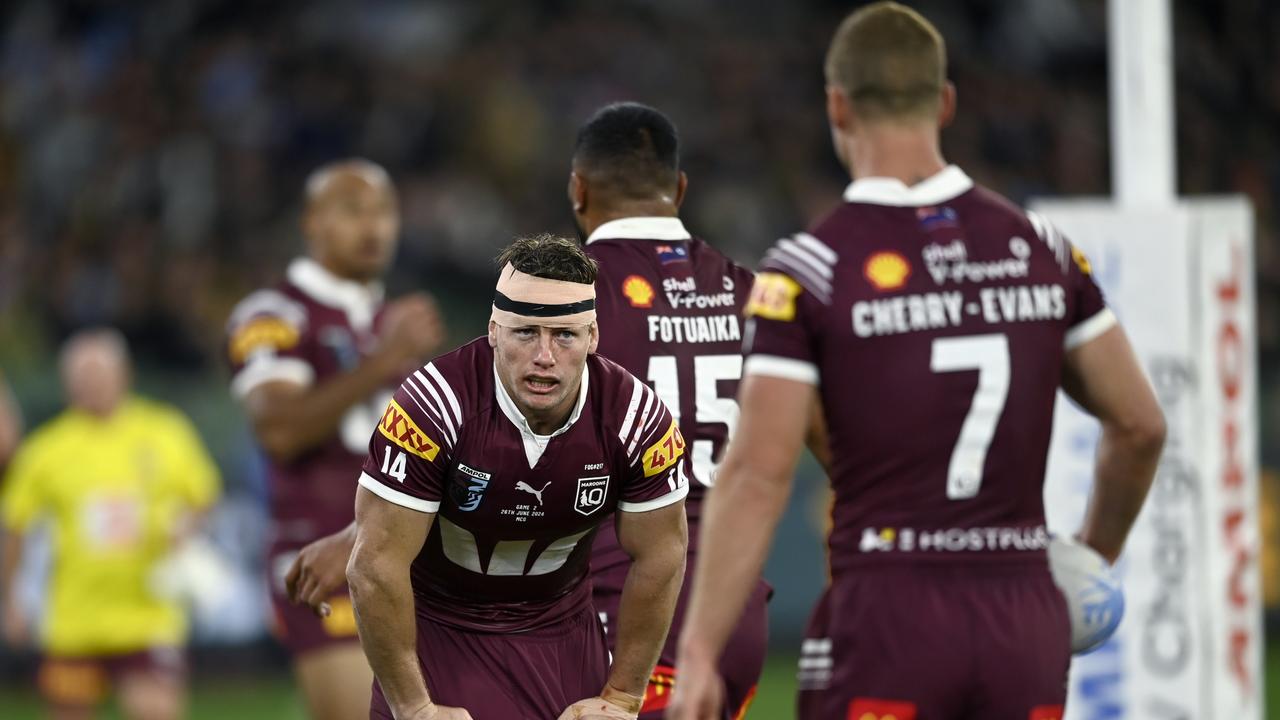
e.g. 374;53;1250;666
742;273;823;385
161;411;221;510
617;377;689;512
358;375;456;514
742;233;836;385
1;437;48;531
1062;241;1115;350
1026;211;1116;350
226;290;314;399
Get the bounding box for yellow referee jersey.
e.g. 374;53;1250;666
1;397;220;655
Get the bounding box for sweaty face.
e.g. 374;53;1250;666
491;323;597;432
306;172;400;282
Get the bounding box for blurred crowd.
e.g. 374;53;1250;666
0;0;1277;446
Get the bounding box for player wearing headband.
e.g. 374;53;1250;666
347;234;690;720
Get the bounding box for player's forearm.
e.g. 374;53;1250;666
1079;420;1165;564
608;538;686;696
251;355;396;461
679;460;791;664
347;552;431;716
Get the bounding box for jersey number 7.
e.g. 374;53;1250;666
930;334;1010;500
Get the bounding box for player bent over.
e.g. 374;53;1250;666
348;235;689;720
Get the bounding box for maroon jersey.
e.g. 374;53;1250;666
744;166;1113;574
226;257;392;545
585;217;756;577
358;337;689;632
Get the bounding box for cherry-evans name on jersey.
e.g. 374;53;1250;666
852;283;1068;339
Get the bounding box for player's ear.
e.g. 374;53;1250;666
487;321;498;347
826;85;854;133
587;322;599;354
938;81;957;129
674;171;688;209
569;171;587;213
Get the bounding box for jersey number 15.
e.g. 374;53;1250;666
647;354;742;487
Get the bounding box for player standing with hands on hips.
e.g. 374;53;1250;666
668;4;1165;720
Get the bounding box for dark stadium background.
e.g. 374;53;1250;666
0;1;1277;717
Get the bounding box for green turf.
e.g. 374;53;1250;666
0;644;1277;719
0;678;308;720
746;653;800;718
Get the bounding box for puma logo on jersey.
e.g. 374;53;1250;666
515;480;552;505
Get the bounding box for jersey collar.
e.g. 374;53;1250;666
492;360;591;467
287;257;385;331
842;165;973;207
586;217;692;244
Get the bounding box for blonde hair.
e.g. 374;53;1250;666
825;2;947;122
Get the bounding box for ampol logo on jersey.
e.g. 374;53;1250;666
451;463;491;512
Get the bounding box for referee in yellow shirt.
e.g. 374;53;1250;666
1;329;220;720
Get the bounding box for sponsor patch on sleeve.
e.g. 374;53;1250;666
744;272;803;321
378;399;441;461
1070;244;1093;275
229;316;301;363
642;420;686;478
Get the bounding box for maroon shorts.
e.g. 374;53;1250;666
370;605;610;720
797;564;1070;720
39;647;185;709
268;542;362;657
594;564;770;720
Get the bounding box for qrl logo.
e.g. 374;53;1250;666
575;475;609;516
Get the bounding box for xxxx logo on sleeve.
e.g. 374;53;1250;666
642;420;686;478
378;399;441;461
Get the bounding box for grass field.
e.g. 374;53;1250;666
1;647;1277;719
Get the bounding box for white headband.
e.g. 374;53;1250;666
490;263;597;327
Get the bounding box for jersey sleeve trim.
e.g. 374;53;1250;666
230;357;315;398
743;355;819;385
357;472;440;514
1064;308;1118;351
618;482;689;513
